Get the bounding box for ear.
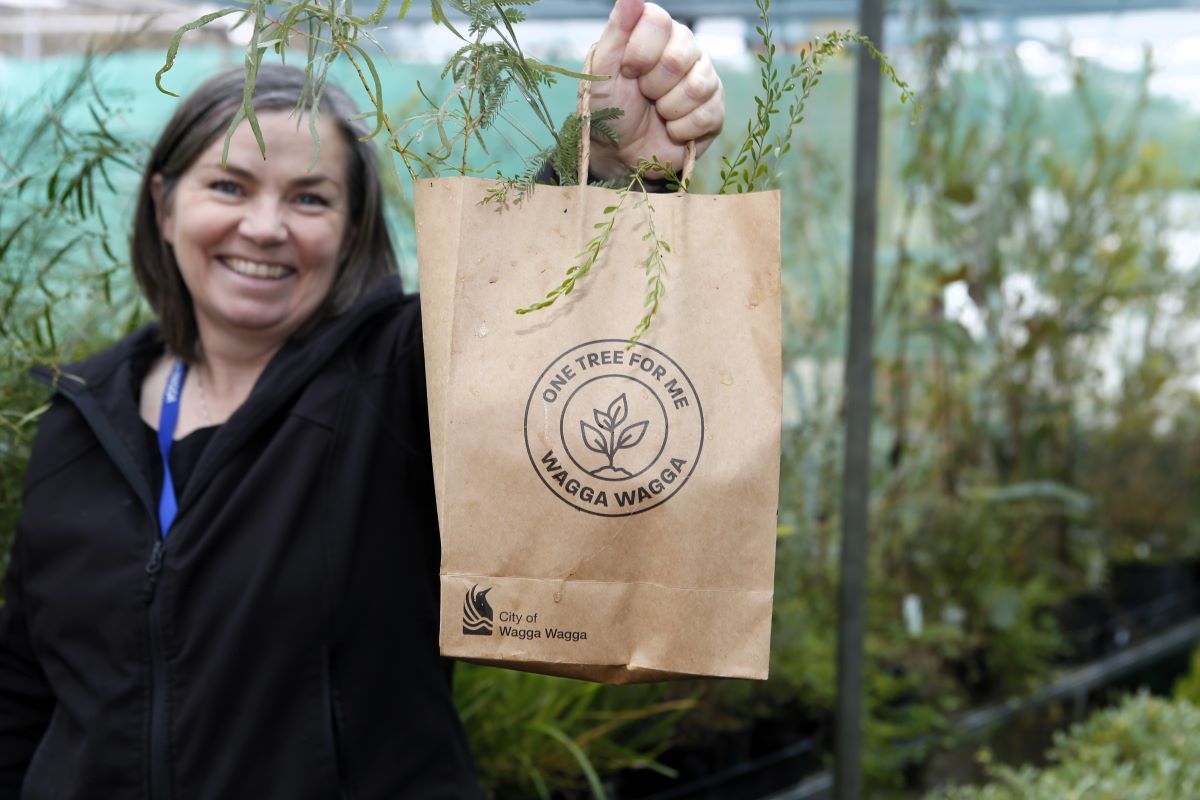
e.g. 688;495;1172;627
150;174;174;245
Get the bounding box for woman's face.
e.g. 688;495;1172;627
156;110;350;348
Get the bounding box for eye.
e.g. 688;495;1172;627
295;192;331;208
209;179;243;196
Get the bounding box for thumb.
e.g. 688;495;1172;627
590;0;645;78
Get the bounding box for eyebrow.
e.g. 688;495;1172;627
199;163;342;191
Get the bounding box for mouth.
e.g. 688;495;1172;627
220;257;294;280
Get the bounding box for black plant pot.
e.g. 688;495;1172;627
1056;559;1200;664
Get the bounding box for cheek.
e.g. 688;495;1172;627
174;207;232;255
299;221;348;275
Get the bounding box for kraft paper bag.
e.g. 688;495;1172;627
415;148;781;683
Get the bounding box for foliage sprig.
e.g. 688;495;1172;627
514;192;625;316
480;106;623;205
627;156;676;347
720;0;917;194
155;0;599;179
515;154;680;347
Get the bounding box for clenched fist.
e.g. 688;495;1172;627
586;0;725;180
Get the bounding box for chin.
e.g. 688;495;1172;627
208;307;306;340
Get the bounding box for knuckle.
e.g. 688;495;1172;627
665;117;692;142
643;3;673;30
660;50;689;80
653;94;682;120
659;32;699;81
685;75;712;104
685;57;716;101
706;104;725;136
623;48;654;73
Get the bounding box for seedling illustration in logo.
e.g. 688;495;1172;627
524;340;704;516
462;585;494;635
579;393;649;479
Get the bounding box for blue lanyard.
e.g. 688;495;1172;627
156;359;186;539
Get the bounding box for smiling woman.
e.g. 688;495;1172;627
0;1;728;795
156;114;349;343
0;64;486;799
129;67;398;434
132;67;395;357
143;111;352;431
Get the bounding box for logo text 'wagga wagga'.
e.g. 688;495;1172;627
496;626;589;642
524;340;704;516
539;451;691;511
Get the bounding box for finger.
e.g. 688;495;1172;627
619;3;673;79
637;21;701;101
590;0;645;79
664;86;726;145
654;54;720;121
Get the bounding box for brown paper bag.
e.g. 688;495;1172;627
416;113;781;683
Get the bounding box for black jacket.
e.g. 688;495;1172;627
0;277;482;799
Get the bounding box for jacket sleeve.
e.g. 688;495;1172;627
0;524;54;796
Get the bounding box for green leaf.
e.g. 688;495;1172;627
525;723;605;799
975;481;1095;516
364;0;391;24
41;305;56;350
984;586;1022;631
346;42;386;139
430;0;466;40
537;60;606;81
0;214;35;264
156;7;244;97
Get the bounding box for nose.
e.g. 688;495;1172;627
237;198;288;245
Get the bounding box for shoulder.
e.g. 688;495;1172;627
38;324;163;394
335;276;424;372
23;326;161;492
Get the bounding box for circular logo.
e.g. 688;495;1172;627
524;339;704;516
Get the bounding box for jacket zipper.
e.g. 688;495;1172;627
323;649;350;799
33;371;175;800
144;539;173;800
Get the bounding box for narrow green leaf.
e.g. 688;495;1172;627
156;7;244;96
429;0;466;39
536;60;606;81
42;305;56;350
0;215;35;264
347;42;386;139
525;723;605;799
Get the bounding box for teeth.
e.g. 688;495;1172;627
225;258;291;279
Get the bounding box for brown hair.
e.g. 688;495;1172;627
131;64;397;362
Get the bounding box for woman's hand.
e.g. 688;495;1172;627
586;0;725;180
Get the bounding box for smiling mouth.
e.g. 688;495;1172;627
221;257;294;280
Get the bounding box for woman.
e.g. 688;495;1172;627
0;0;724;796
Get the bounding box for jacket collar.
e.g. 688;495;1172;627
181;276;407;511
33;275;408;531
